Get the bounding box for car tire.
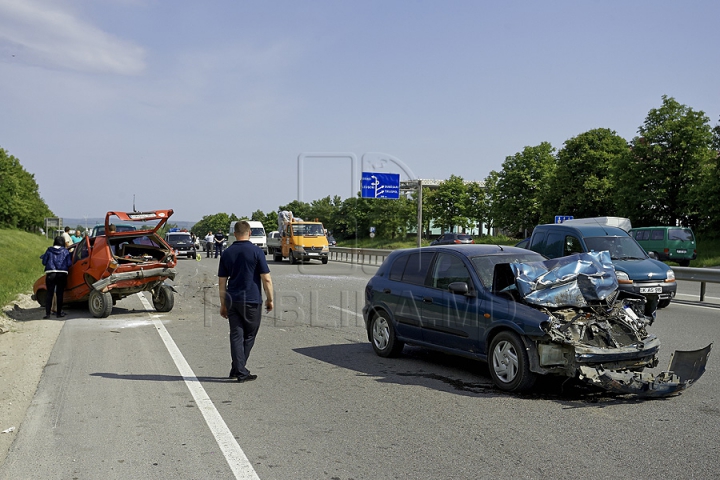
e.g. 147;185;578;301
370;312;404;357
290;252;299;264
678;260;690;267
36;289;47;308
274;252;283;262
89;290;113;318
658;299;671;309
153;284;174;312
488;331;536;393
322;257;328;264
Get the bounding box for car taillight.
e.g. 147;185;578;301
664;248;669;254
454;239;461;243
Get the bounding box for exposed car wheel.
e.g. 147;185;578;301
290;252;299;264
88;290;113;318
153;284;174;312
488;331;536;393
36;289;47;307
658;299;671;309
322;257;328;264
370;312;404;357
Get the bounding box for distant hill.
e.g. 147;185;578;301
63;217;196;231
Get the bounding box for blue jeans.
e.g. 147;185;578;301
214;243;223;258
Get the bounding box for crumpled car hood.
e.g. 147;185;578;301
510;251;618;308
506;252;711;397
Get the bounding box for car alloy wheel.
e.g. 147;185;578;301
370;313;404;357
488;331;536;392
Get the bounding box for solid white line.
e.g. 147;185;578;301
676;293;720;301
328;305;363;318
137;293;260;480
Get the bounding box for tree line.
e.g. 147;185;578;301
0;147;53;231
196;95;720;241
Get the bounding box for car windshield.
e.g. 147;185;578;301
668;228;694;241
470;252;546;290
169;233;192;242
292;224;324;236
250;228;265;237
584;236;647;260
93;225;137;236
457;235;473;240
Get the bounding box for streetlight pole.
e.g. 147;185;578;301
416;179;422;248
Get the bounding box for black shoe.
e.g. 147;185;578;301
43;315;50;319
237;374;257;383
229;369;239;378
57;312;66;318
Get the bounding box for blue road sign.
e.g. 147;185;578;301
361;172;400;199
555;215;574;224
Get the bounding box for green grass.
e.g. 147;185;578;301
0;229;51;308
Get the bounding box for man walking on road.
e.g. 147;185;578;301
218;221;273;382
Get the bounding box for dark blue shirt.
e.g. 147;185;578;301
218;240;270;304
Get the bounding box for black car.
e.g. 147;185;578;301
164;231;197;259
362;245;710;396
430;233;474;245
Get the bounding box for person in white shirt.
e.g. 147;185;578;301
204;232;214;258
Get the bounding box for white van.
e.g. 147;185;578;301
228;220;267;254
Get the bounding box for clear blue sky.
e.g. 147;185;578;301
1;0;718;222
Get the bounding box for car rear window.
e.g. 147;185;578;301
668;228;694;241
401;252;435;285
457;235;473;241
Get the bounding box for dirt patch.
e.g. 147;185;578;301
0;294;63;465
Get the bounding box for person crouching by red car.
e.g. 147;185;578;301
41;236;73;319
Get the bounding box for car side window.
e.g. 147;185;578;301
529;231;546;252
564;236;583;255
545;232;564;257
401;252;435;286
73;238;89;262
651;229;664;240
388;255;409;281
431;253;471;290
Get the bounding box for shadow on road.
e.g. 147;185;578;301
293;342;676;407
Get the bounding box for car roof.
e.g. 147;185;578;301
541;223;628;237
420;244;532;256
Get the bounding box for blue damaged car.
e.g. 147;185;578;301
362;245;711;397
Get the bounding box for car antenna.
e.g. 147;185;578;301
133;194;138;213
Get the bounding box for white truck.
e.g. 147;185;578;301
227;220;268;254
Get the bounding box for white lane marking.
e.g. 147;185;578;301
669;302;720;311
328;305;363;318
137;293;260;480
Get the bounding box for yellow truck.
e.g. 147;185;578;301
272;211;329;264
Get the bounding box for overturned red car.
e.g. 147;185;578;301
33;210;178;318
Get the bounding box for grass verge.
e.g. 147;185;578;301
0;229;51;309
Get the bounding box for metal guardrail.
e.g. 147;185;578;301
328;248;720;302
328;247;393;266
673;266;720;302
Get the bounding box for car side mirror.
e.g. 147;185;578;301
647;251;657;260
448;282;469;295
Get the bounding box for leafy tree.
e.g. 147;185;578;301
278;200;311;220
426;175;471;233
368;195;416;240
0;147;53;230
488;142;556;236
543;129;627;221
693;119;720;237
465;180;489;235
614;96;714;227
191;213;238;237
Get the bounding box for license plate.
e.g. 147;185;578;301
308;253;318;256
640;287;662;294
676;249;687;254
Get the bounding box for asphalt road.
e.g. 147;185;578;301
1;257;719;479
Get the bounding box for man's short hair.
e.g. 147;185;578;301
234;220;251;235
64;226;70;232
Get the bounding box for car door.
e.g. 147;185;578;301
64;236;92;302
421;252;482;353
387;251;436;342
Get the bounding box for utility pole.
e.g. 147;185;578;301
416;179;422;248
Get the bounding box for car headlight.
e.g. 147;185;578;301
666;269;675;282
322;245;329;252
615;271;632;284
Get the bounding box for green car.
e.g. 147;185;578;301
629;226;696;267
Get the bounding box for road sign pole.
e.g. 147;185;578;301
417;179;422;248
